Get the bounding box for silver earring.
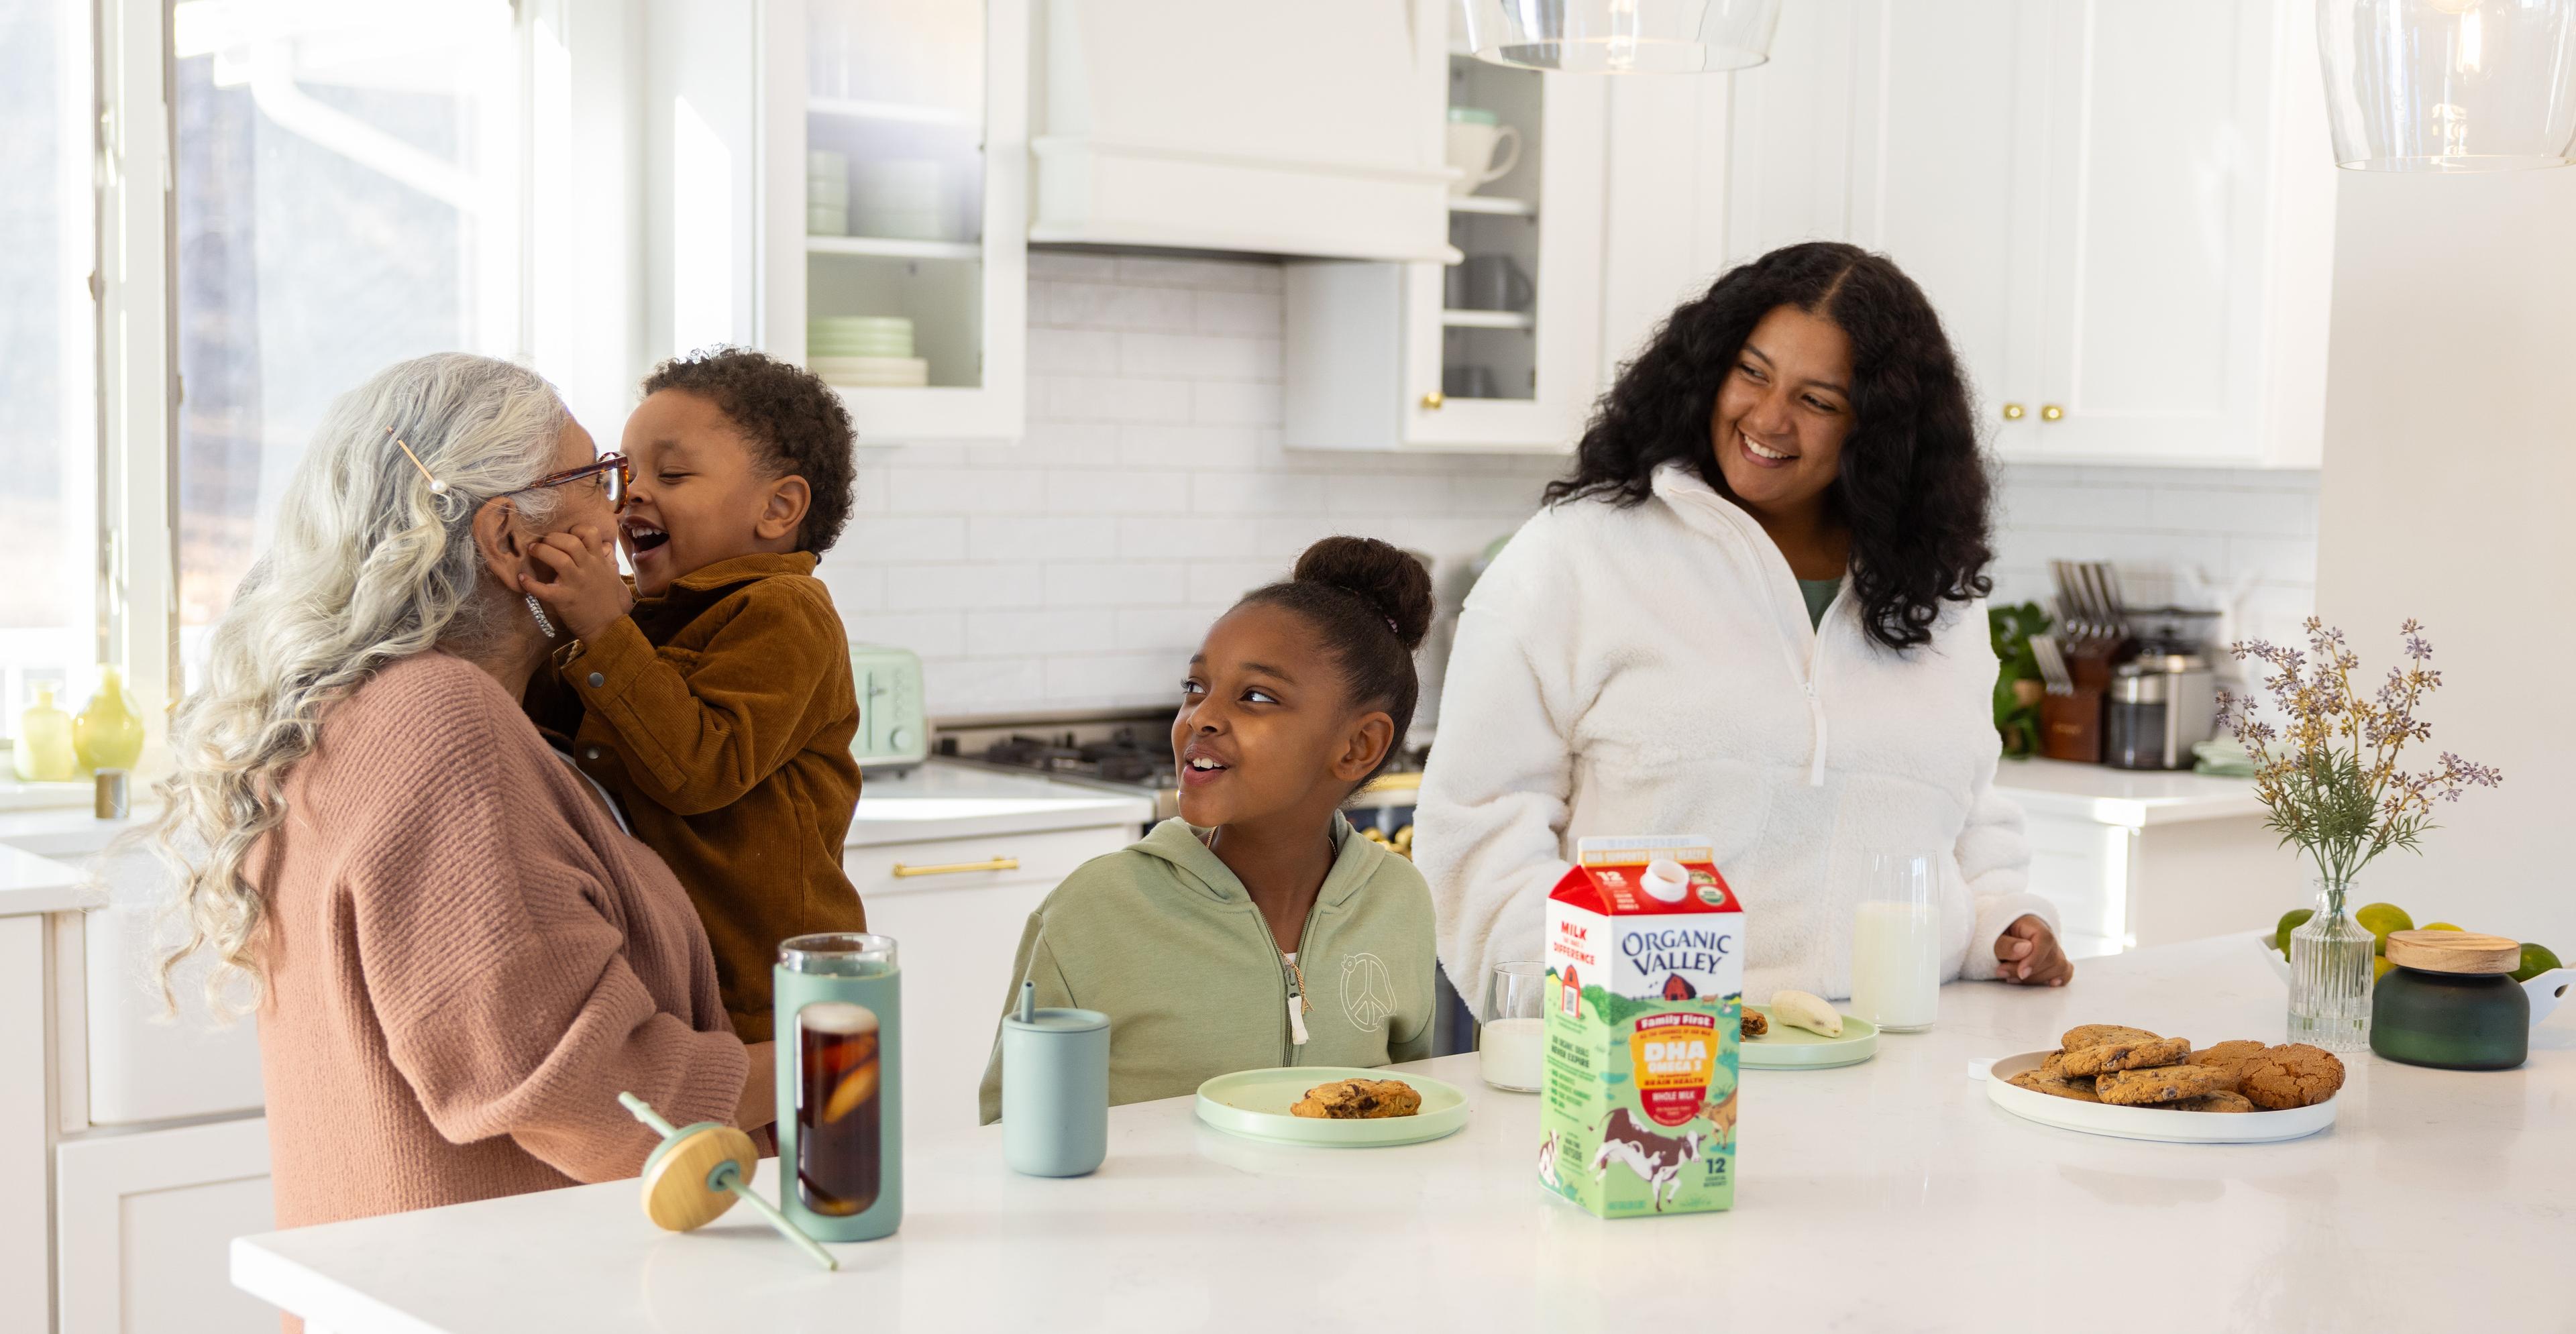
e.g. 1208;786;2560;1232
526;594;558;640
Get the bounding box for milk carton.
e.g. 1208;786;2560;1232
1536;835;1742;1218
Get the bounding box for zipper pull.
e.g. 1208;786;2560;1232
1283;960;1311;1046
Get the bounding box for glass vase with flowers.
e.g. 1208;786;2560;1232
2218;618;2503;1052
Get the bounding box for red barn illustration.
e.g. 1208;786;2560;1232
1560;965;1582;1016
1661;972;1697;1001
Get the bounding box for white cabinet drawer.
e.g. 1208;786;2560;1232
843;824;1129;905
841;824;1133;1134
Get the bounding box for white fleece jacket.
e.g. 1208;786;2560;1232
1417;464;2053;1003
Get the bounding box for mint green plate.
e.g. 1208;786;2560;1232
1739;1004;1878;1069
1193;1066;1469;1147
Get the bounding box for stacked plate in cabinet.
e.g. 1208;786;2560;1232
808;317;928;388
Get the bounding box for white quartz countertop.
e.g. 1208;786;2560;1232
850;759;1154;845
0;841;91;915
1992;755;2265;826
230;936;2574;1332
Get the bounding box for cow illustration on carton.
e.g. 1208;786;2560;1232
1539;835;1743;1218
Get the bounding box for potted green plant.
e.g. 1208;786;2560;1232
2217;618;2502;1052
1988;602;2051;760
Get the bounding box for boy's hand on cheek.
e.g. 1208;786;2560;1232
521;526;634;642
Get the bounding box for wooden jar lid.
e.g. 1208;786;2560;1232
2385;930;2521;975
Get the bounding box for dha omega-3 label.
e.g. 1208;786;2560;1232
1538;836;1742;1219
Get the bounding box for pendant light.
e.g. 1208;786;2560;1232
2318;0;2576;170
1460;0;1783;74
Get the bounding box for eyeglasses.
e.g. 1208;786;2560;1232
508;453;631;509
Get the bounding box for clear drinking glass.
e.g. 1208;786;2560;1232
1850;851;1942;1032
1478;960;1548;1092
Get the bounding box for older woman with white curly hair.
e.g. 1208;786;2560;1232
152;353;770;1234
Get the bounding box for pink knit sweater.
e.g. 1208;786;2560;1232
254;651;751;1231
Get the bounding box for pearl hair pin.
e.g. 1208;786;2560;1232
387;427;448;495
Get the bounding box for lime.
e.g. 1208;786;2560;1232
2355;903;2414;954
2274;907;2315;952
2513;942;2563;984
2422;922;2464;932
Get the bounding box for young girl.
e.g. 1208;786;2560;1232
978;537;1440;1122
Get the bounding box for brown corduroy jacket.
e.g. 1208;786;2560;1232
530;551;865;1042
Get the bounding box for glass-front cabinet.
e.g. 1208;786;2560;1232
761;0;1026;441
1283;6;1604;454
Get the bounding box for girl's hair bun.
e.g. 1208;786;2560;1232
1291;536;1434;653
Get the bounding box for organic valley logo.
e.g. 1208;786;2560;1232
1621;928;1733;978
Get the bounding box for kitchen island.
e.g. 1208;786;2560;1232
232;936;2573;1332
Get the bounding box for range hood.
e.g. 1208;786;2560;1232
1028;0;1455;262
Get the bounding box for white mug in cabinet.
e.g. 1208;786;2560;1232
1444;107;1521;197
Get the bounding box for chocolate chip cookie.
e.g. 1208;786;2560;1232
2060;1024;2159;1052
2059;1035;2193;1076
2169;1090;2257;1113
2095;1062;2234;1106
1289;1078;1421;1119
2235;1044;2346;1110
2187;1040;2267;1077
2008;1068;2100;1103
1741;1010;1770;1039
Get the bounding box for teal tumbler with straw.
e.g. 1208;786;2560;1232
774;932;902;1242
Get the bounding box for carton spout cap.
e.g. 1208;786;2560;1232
1642;858;1691;903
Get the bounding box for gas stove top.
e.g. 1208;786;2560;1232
977;727;1175;786
930;710;1426;826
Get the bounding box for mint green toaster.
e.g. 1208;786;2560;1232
848;643;929;771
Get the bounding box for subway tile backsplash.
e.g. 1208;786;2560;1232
818;254;2318;720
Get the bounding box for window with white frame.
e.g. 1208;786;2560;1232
170;0;526;682
0;0;99;738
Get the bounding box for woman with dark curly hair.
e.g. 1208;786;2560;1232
1416;241;2072;1007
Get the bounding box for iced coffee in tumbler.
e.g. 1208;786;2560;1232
796;1001;881;1215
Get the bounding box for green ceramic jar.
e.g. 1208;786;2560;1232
2370;930;2528;1070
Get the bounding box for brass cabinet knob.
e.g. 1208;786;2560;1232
2041;404;2065;422
1421;391;1445;410
2001;402;2025;421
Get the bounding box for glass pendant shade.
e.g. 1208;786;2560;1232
1460;0;1783;74
2318;0;2576;171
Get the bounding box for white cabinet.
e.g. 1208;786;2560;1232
758;0;1029;442
1283;32;1606;453
1992;0;2337;467
1621;0;2337;469
57;1117;275;1334
1026;0;1452;262
843;822;1133;1134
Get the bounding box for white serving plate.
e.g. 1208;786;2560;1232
1739;1003;1878;1069
2252;930;2571;1025
1979;1050;2336;1144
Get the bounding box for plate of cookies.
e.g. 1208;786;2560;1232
1983;1025;2347;1144
1193;1066;1470;1148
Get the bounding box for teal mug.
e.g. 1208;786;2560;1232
774;933;902;1242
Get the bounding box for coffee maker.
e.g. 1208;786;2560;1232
2104;608;2221;771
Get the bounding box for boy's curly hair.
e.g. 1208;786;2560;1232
642;347;857;555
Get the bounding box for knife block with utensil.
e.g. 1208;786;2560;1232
2039;686;2104;763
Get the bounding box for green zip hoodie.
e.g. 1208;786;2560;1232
978;814;1438;1123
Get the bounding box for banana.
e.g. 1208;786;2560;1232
1768;989;1843;1038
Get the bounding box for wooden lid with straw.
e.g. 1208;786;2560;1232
2385;930;2521;975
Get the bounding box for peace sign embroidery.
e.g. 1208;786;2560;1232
1340;952;1398;1032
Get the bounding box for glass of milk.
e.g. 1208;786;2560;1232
1849;851;1943;1032
1478;960;1548;1091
